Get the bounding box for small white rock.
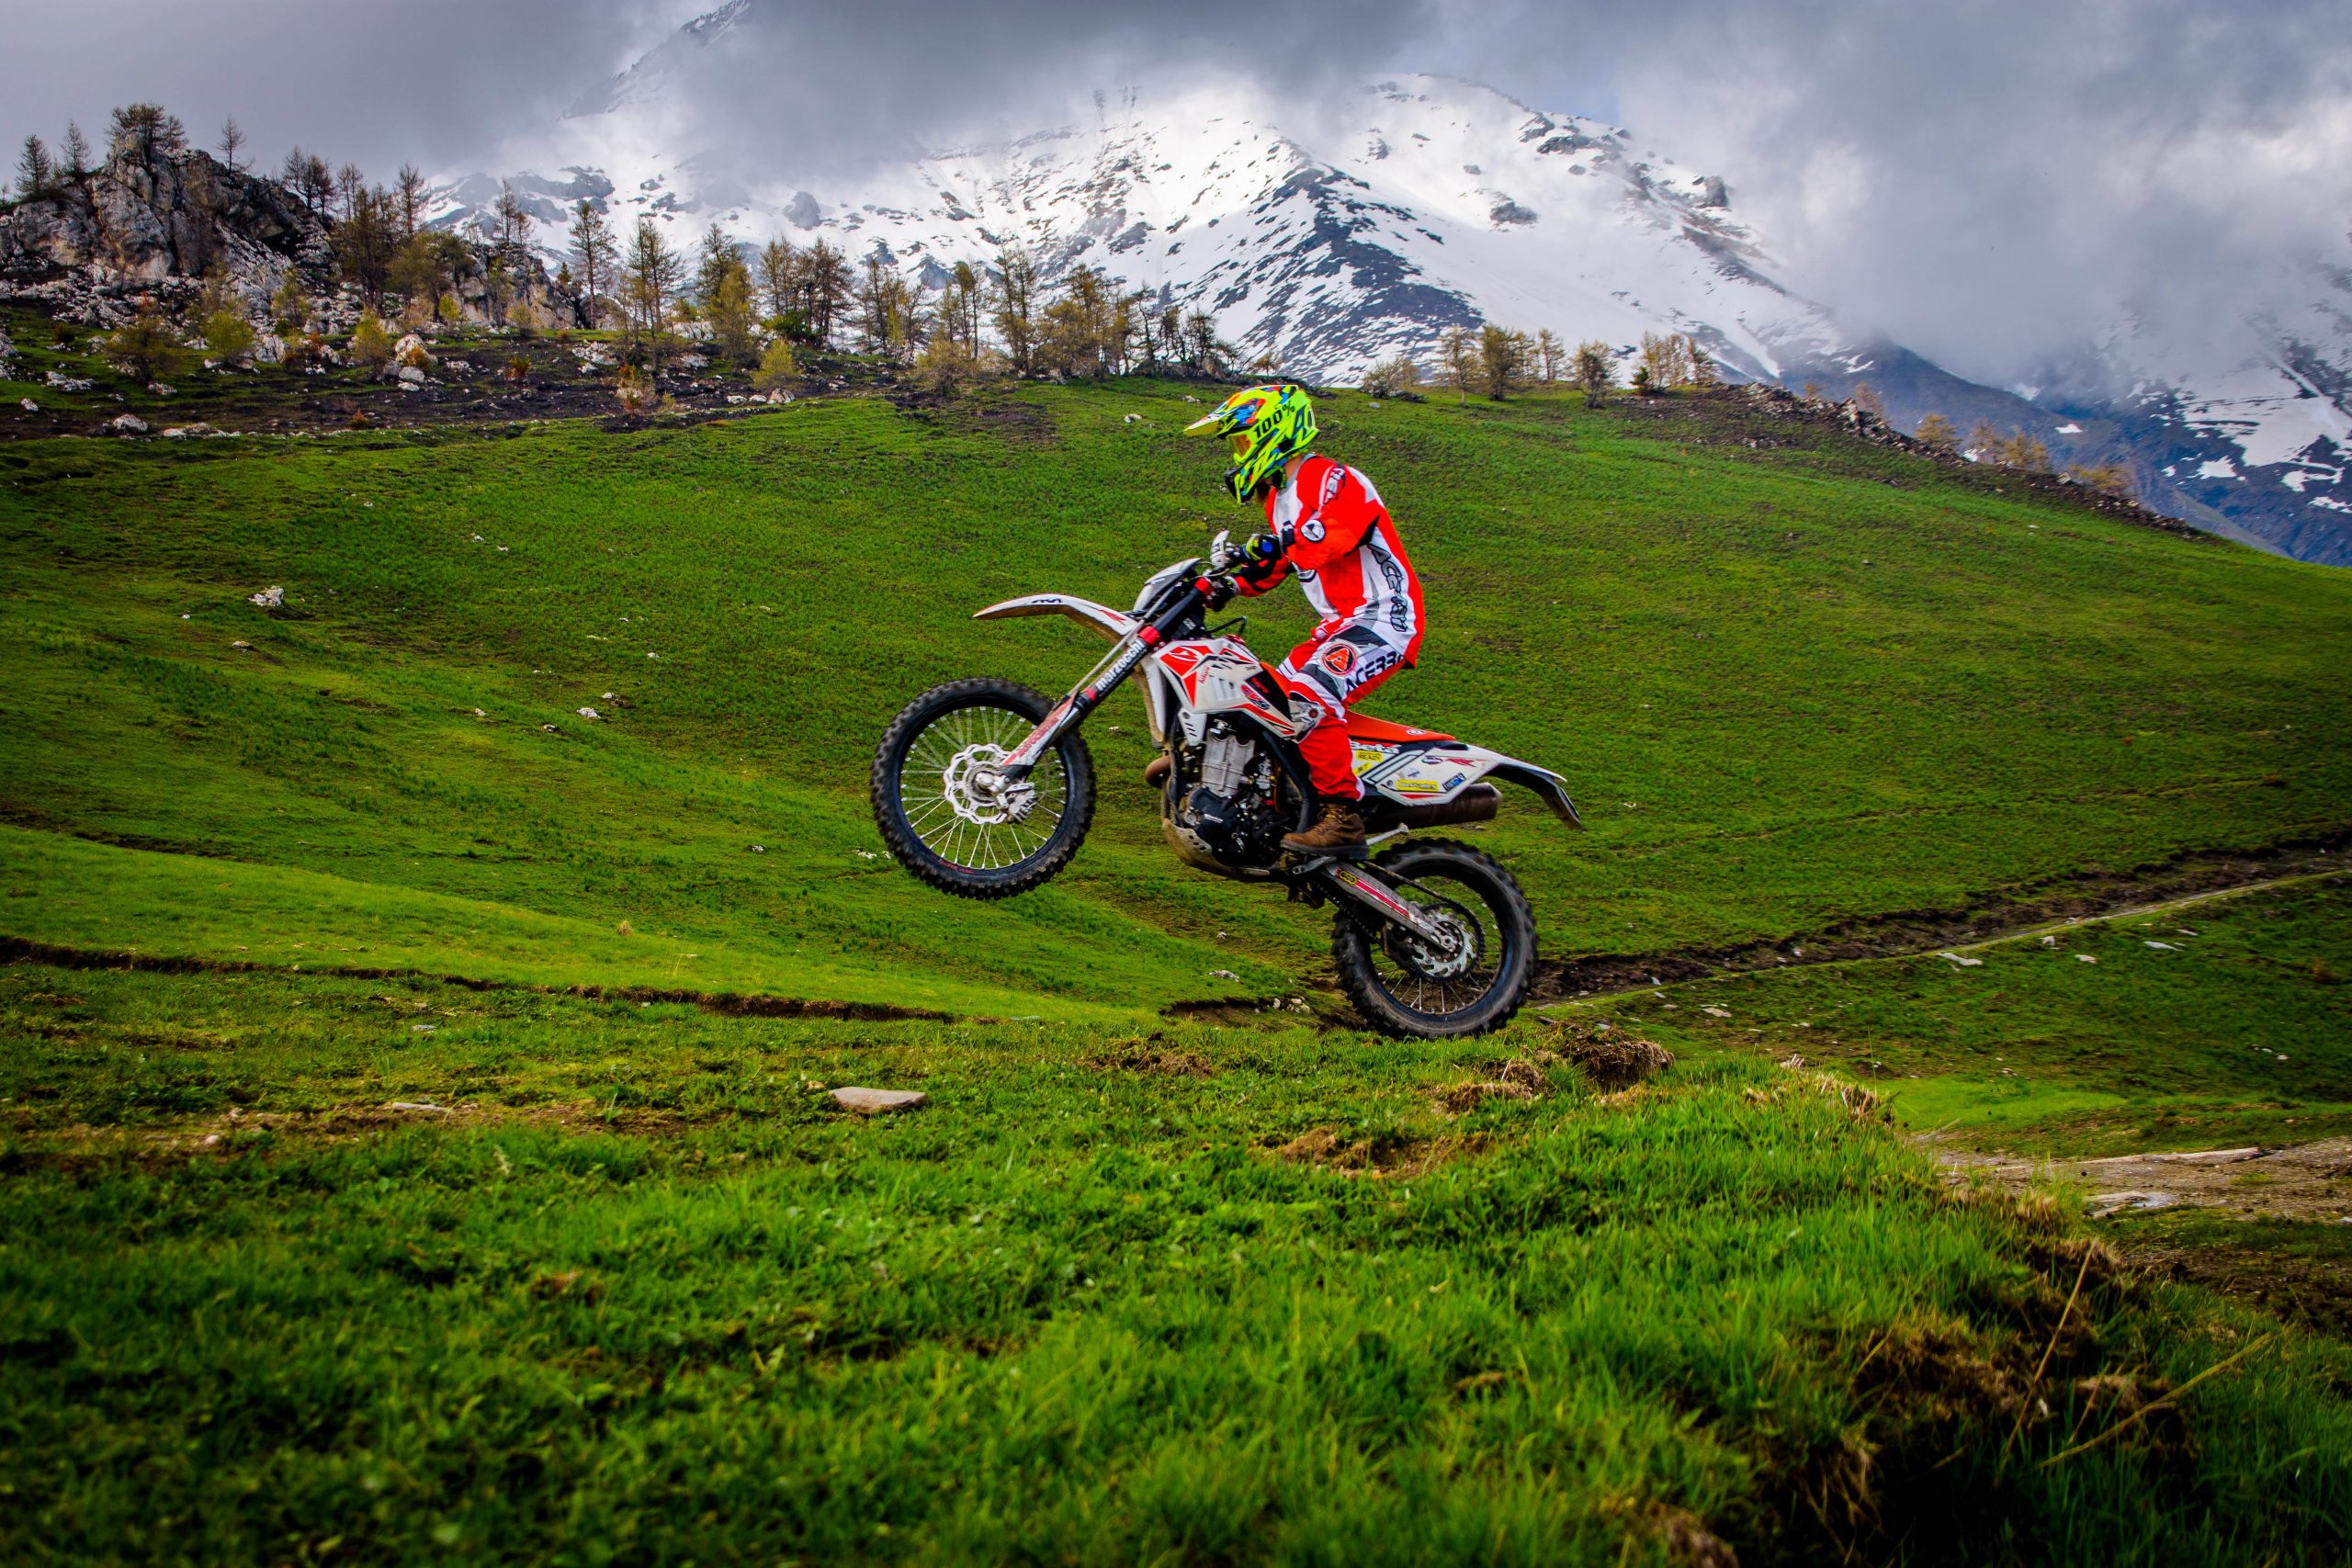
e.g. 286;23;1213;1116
576;706;602;720
248;586;284;609
831;1086;925;1114
2077;954;2098;964
1208;969;1240;980
1937;951;1984;967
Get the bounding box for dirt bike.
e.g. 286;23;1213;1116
870;533;1580;1037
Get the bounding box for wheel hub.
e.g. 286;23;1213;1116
942;745;1037;825
1385;906;1477;980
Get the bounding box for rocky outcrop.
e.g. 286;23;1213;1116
0;141;577;334
0;145;329;297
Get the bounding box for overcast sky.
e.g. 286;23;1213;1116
6;0;2348;382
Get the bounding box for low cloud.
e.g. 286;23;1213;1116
8;0;2346;385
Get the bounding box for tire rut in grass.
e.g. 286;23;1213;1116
0;934;952;1022
1534;827;2352;1004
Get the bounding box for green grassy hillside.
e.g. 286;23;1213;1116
6;374;2352;1562
2;380;2346;1016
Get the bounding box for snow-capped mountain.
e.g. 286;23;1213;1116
434;0;2352;566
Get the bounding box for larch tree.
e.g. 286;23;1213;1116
623;218;683;375
568;201;616;329
1680;333;1716;387
1477;324;1531;399
60;122;90;177
800;240;851;348
1573;339;1614;406
16;136;52;199
990;243;1040;372
1533;328;1565;384
1913;412;1957;453
758;238;797;321
218;117;246;171
107;104;185;162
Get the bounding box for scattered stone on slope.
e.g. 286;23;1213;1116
246;586;284;610
831;1086;927;1114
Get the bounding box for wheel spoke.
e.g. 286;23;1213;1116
893;701;1077;874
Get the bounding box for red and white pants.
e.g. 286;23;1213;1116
1275;619;1410;800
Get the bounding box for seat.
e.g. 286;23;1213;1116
1345;714;1455;745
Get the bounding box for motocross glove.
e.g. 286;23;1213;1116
1204;580;1236;612
1241;532;1283;564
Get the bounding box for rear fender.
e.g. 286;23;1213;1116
1358;741;1582;828
974;594;1139;642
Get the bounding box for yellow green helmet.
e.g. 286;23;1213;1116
1184;382;1317;502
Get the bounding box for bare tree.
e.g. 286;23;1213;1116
60;122;91;176
492;182;531;262
280;147;313;210
396;165;426;240
1360;355;1420;396
800;239;851;348
218;117;246;171
1438;325;1477;403
336;163;366;225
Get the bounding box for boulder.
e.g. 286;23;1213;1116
108;412;149;434
396;365;425;387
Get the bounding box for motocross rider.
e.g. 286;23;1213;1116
1185;382;1425;855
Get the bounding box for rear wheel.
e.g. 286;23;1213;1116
1331;839;1535;1038
871;678;1095;898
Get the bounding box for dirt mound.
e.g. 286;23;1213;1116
1553;1021;1677;1090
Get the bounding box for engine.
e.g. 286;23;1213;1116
1163;718;1290;873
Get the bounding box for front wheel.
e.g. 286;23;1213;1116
871;677;1095;899
1332;840;1536;1038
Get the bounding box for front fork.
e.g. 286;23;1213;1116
1002;592;1195;776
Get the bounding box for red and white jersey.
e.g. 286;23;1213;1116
1238;455;1425;662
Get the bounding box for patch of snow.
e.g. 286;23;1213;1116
2197;457;2240;480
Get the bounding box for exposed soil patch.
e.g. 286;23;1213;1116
0;933;951;1022
0;1096;746;1170
1159;993;1329;1028
1266;1125;1479;1178
1083;1036;1215;1077
1535;834;2351;1003
1945;1138;2352;1224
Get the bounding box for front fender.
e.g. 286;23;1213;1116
974;594;1140;643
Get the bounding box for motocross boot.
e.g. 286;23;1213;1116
1283;799;1369;857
